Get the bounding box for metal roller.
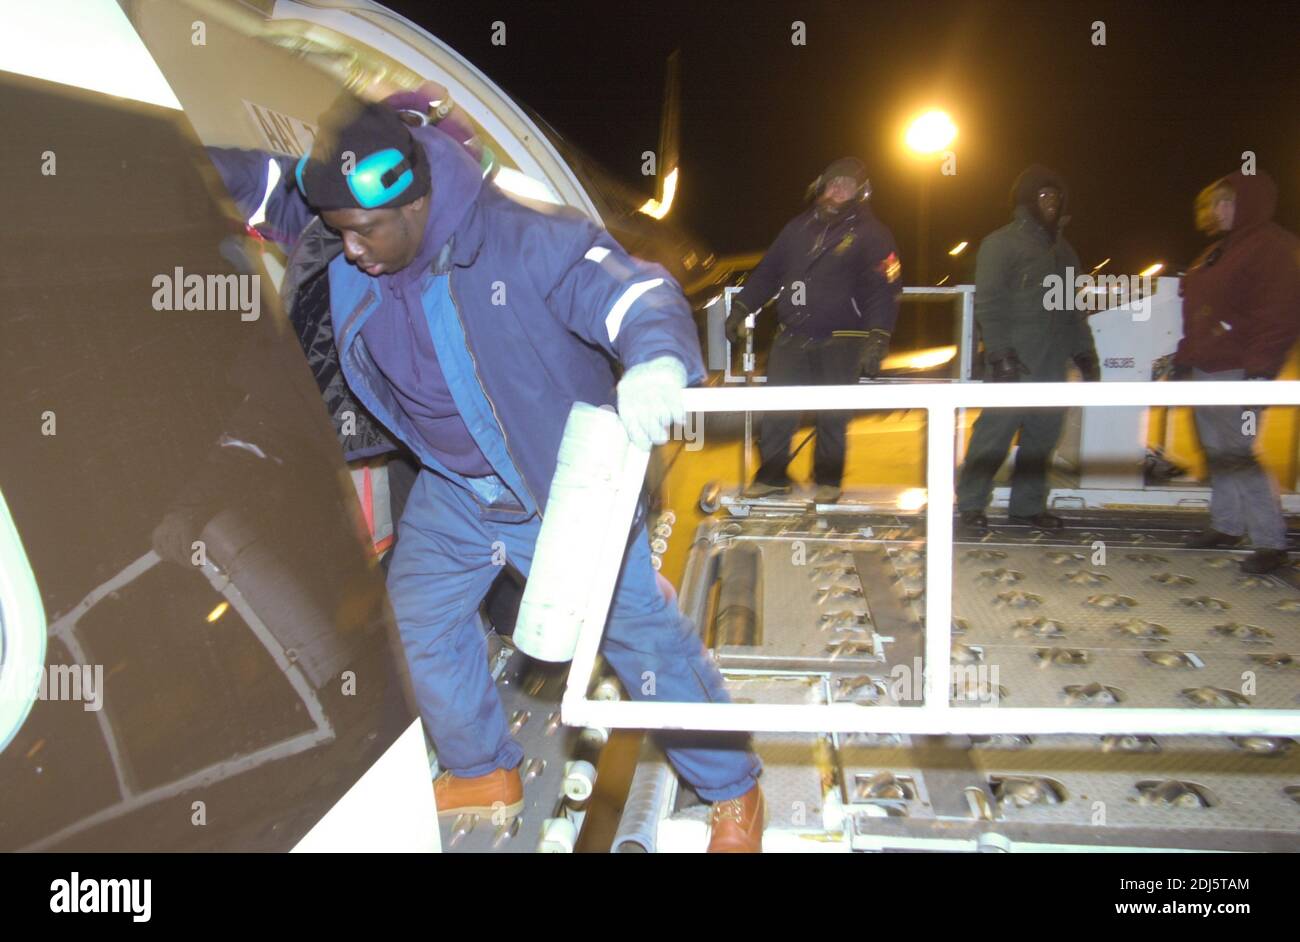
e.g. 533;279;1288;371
610;750;676;854
713;542;763;647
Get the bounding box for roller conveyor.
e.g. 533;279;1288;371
629;501;1300;852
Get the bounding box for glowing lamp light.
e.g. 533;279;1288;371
905;111;957;155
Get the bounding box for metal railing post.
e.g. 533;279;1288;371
924;405;956;712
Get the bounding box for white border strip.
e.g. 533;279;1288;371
293;717;438;853
0;487;48;755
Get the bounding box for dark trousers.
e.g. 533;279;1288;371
754;330;864;488
956;406;1066;516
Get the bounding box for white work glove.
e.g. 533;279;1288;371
615;355;688;451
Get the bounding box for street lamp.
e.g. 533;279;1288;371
905;110;957;155
905;110;957;284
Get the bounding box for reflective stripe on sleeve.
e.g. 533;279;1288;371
605;278;665;342
247;157;282;229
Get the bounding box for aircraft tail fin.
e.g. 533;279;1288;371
656;49;680;202
640;50;680;219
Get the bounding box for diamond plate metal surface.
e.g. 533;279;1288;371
837;738;939;821
952;544;1300;710
675;675;834;829
971;736;1300;833
712;534;927;700
645;515;1300;849
717;537;879;667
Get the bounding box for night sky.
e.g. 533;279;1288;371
393;0;1299;282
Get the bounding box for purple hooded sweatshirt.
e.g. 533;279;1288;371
359;126;494;477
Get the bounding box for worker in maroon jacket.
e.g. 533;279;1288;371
1169;169;1300;573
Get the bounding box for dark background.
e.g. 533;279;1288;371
390;0;1299;282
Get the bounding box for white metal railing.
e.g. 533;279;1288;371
561;380;1300;736
718;284;976;382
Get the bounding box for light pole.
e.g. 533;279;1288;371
905;110;957;285
918;172;931;285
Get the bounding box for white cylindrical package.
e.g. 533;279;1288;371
513;402;632;662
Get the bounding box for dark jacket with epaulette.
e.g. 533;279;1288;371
736;202;901;340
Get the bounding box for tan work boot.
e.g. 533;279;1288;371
433;767;524;818
706;784;766;853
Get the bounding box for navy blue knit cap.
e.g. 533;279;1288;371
299;93;432;211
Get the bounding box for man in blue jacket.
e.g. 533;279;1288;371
726;158;902;504
212;96;764;851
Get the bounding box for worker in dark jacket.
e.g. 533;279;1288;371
210;95;765;851
956;165;1099;534
1169;169;1300;572
725;157;902;504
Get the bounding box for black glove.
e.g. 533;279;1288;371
1073;350;1101;382
724;299;751;346
988;349;1029;382
860;328;890;379
1153;355;1194;381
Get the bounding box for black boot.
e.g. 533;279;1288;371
958;510;989;535
1184;529;1242;549
1241;549;1289;574
1009;512;1064;532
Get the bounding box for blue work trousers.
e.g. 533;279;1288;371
387;468;762;802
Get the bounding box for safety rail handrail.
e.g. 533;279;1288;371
561;379;1300;736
